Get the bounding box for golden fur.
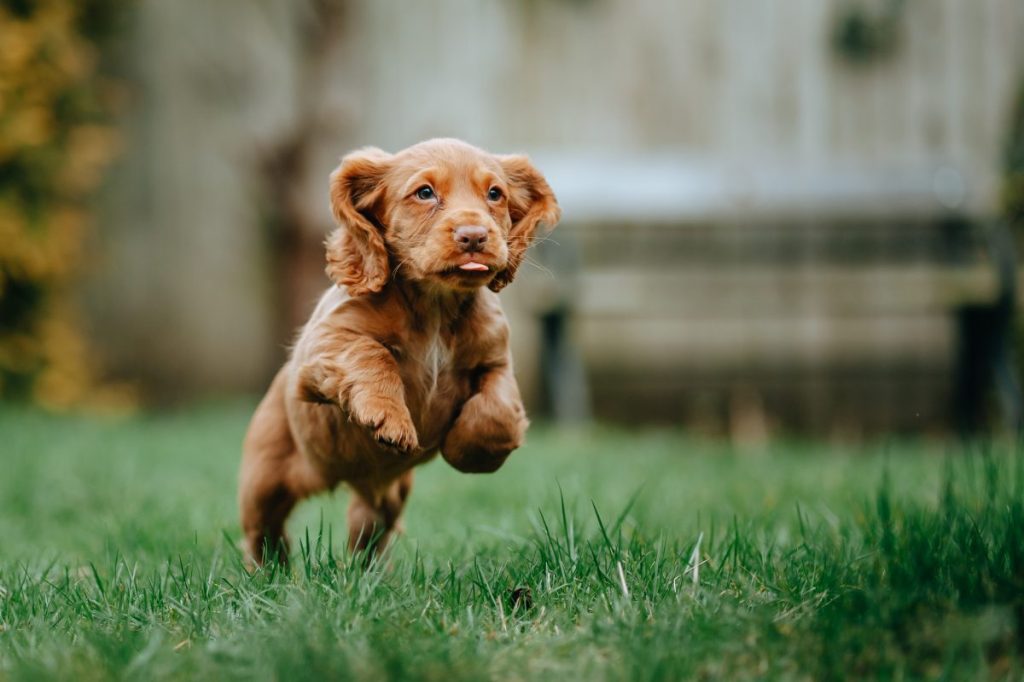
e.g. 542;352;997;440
239;138;560;563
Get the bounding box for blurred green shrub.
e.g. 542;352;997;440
831;0;906;65
1004;82;1024;429
1005;85;1024;231
0;0;129;407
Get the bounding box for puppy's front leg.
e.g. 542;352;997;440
298;335;419;453
442;362;528;473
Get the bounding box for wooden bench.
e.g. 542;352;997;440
504;155;1018;436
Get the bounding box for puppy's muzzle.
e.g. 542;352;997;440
453;225;488;254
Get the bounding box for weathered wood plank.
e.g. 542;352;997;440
575;265;999;317
576;314;953;371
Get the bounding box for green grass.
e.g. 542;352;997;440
1;402;1023;680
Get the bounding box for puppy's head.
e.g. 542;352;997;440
326;138;560;296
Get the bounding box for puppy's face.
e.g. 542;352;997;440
326;139;560;296
385;144;513;291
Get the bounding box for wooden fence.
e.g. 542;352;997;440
89;0;1024;432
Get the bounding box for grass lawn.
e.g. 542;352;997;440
1;401;1022;680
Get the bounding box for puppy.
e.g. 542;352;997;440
239;138;560;563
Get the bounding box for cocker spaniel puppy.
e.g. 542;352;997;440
239;138;560;564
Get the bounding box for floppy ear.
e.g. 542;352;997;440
325;147;393;296
489;155;561;292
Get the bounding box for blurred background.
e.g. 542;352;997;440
3;0;1024;442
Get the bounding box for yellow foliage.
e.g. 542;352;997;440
0;0;130;409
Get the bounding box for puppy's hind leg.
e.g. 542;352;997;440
347;470;414;560
239;371;324;566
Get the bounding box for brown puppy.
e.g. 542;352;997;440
239;138;560;564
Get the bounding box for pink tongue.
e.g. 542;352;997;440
459;262;489;272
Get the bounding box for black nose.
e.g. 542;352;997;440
454;225;488;253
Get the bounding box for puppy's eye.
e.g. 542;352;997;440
415;186;436;201
487;187;503;202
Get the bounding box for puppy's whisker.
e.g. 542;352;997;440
520;255;555;279
392;257;414;278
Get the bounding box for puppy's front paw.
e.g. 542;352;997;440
440;396;527;473
350;395;420;454
373;416;419;455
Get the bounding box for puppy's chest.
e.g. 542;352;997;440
392;332;470;424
